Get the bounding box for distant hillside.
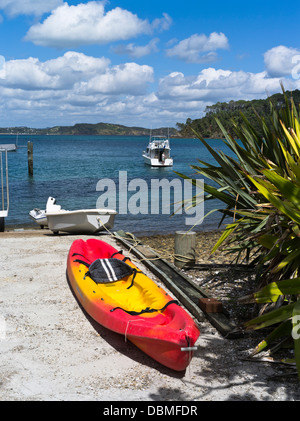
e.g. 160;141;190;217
0;122;179;137
176;90;300;138
39;122;180;136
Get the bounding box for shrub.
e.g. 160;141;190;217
177;86;300;378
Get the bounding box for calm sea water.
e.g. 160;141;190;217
1;135;232;235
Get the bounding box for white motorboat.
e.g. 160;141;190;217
29;207;47;228
142;135;173;167
30;197;117;234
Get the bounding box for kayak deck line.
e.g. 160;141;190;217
114;230;244;339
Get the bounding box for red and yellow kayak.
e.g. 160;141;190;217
67;238;200;371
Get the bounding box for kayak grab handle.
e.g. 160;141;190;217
181;346;197;352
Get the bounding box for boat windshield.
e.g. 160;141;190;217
149;136;170;149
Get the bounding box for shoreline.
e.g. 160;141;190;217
2;226;226;262
1;225;230;268
3;222;224;237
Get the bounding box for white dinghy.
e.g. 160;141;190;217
31;197;117;234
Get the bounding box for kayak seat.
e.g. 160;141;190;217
72;252;141;287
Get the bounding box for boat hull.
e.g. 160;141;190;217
143;154;173;167
47;209;116;234
67;238;200;371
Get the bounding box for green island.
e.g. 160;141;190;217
0;123;178;136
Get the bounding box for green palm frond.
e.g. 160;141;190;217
178;86;300;379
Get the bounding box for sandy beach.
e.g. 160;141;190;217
0;229;300;401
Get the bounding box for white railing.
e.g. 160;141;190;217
0;149;9;230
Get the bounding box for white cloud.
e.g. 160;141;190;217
25;1;149;48
3;57;59;90
0;0;63;17
152;13;172;32
0;49;299;129
157;67;287;102
86;62;154;95
45;51;110;74
25;1;170;48
264;45;300;77
0;52;156;127
165;32;229;63
113;38;159;58
1;51;110;90
1;51;153;95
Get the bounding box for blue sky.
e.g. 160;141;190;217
0;0;299;128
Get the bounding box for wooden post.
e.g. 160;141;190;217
0;217;4;232
27;141;33;176
174;231;196;269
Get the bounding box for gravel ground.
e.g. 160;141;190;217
139;231;260;324
0;229;300;401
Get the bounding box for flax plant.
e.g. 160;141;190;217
177;87;300;378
